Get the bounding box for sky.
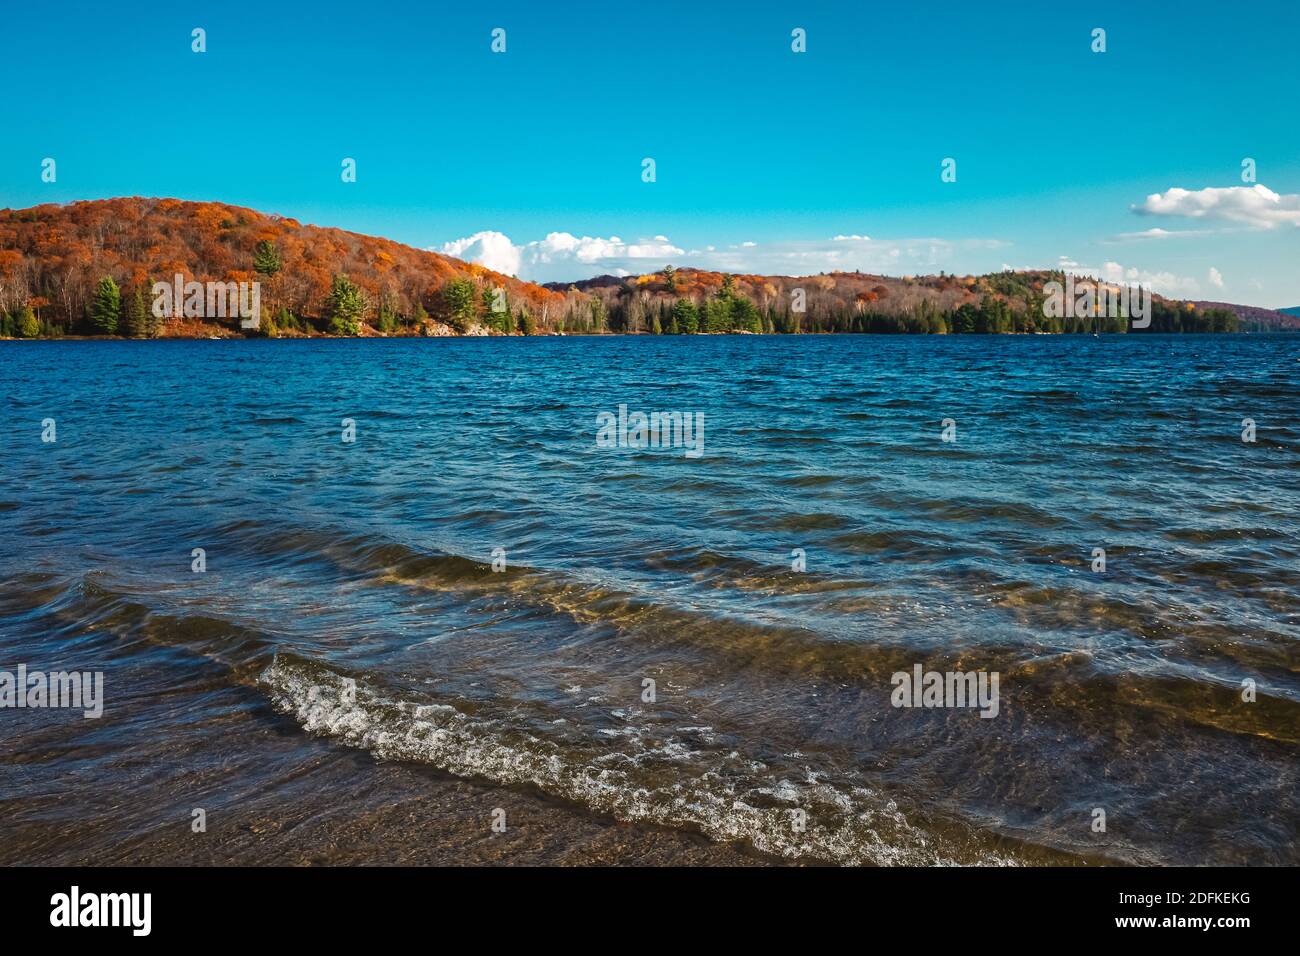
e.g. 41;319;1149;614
2;0;1298;306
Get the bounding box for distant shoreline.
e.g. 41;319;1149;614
6;199;1297;340
1;329;1291;342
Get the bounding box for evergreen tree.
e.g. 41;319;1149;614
125;285;149;338
411;300;428;330
702;298;730;333
90;276;121;335
274;305;298;334
377;289;398;333
253;240;282;277
324;274;367;335
481;285;509;332
442;278;475;331
731;295;761;332
589;297;607;333
16;305;39;338
144;279;163;337
951;303;977;334
672;299;698;334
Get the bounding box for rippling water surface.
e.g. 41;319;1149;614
2;335;1297;865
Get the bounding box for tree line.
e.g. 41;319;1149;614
0;199;1249;338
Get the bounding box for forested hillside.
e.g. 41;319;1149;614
0;197;570;338
0;198;1267;338
562;267;1244;335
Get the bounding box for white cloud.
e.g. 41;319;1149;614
435;230;1005;283
437;231;521;277
1208;266;1224;289
434;232;683;282
1109;226;1212;241
1056;256;1203;297
1133;185;1300;229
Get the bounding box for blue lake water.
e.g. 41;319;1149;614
1;334;1297;864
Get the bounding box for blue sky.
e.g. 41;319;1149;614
3;0;1298;305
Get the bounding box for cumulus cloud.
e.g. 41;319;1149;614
434;230;1005;283
1208;266;1224;289
438;231;522;277
434;232;683;282
1132;185;1300;229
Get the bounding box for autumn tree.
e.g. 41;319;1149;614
90;276;121;335
324;273;367;335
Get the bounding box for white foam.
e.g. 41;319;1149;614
258;658;1016;866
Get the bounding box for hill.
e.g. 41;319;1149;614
0;197;569;338
556;267;1244;334
1188;300;1300;332
0;197;1275;338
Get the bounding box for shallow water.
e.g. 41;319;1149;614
2;335;1297;865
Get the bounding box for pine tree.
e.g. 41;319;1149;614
144;280;163;337
442;279;475;331
672;298;698;334
481;285;508;333
324;274;367;335
90;276;121;335
731;295;760;332
253;240;282;277
589;297;607;333
377;289;398;333
125;285;149;338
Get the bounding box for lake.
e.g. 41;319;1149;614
1;334;1296;865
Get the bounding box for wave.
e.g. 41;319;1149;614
257;655;1019;866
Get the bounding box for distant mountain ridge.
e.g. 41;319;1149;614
1188;301;1300;331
